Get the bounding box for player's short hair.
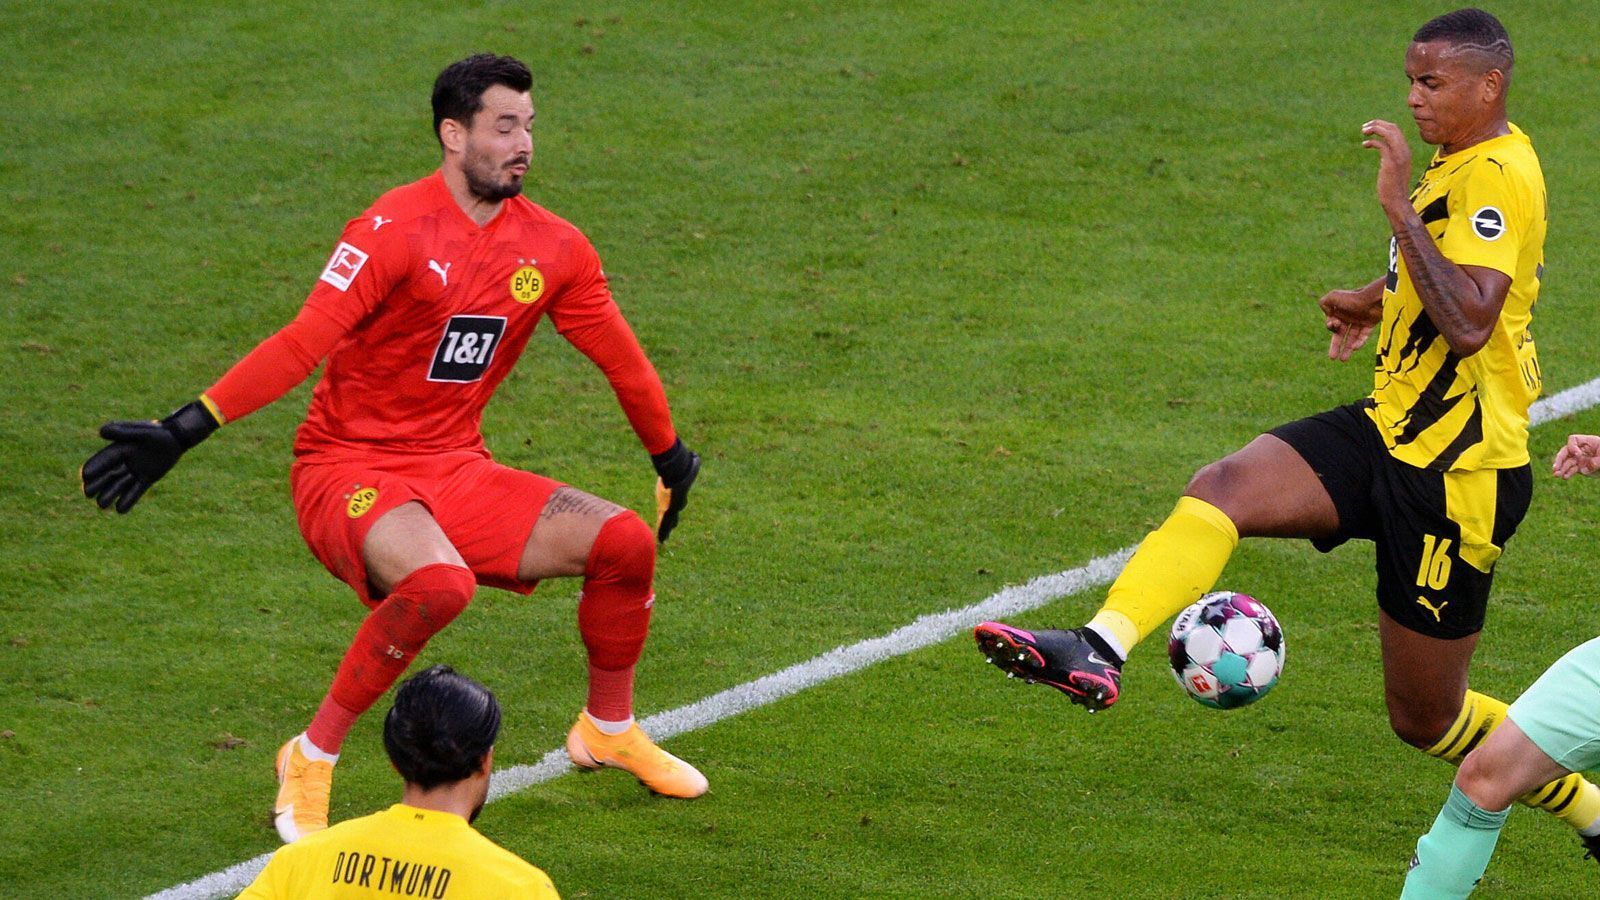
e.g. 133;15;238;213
383;665;502;790
1413;8;1513;77
431;53;534;143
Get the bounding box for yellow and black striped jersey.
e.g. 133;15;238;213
1367;124;1545;471
239;804;559;899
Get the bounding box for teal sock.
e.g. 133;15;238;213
1401;784;1510;899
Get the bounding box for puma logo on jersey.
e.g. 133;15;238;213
371;215;391;231
428;259;452;286
1416;595;1449;622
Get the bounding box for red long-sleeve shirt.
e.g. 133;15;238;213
204;171;676;460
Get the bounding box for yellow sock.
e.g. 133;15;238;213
1089;496;1239;654
1423;690;1507;763
1424;690;1600;831
1522;773;1600;830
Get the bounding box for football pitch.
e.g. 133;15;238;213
6;2;1600;897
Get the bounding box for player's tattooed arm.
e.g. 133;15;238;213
1361;118;1509;358
1391;218;1509;357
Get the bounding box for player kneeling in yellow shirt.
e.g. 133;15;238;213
241;666;558;899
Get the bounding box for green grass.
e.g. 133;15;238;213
5;1;1600;896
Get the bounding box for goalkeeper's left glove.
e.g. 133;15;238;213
651;437;700;543
81;399;221;513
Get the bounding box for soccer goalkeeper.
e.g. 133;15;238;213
83;53;707;845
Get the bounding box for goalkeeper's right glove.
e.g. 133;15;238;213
81;399;221;513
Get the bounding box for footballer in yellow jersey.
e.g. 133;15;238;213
1370;123;1545;472
975;8;1600;868
242;667;559;899
240;804;557;899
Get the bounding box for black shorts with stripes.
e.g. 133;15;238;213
1268;401;1532;639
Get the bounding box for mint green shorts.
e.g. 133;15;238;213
1507;636;1600;772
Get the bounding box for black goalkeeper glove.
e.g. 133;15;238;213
651;437;700;543
81;400;221;513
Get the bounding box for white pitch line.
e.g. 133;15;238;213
145;548;1135;900
1529;375;1600;427
146;376;1600;900
491;546;1137;798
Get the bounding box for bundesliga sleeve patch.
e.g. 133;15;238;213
319;242;370;291
1470;206;1506;241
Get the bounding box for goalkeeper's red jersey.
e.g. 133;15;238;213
204;170;675;459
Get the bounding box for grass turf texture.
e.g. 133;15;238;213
5;0;1600;895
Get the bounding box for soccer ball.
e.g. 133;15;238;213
1167;591;1285;709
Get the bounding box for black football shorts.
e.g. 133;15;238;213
1267;400;1532;639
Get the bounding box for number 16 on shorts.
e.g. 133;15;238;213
429;315;507;383
1416;533;1453;590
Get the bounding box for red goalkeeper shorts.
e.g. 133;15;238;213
290;450;563;607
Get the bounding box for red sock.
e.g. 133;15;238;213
586;662;637;724
578;512;655;721
306;563;475;753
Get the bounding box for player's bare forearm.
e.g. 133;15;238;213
1390;214;1501;356
1362;117;1502;357
1354;275;1385;304
1334;276;1386;313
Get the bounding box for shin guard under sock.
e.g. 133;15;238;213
306;563;475;753
1423;689;1600;831
579;512;656;721
1090;496;1239;655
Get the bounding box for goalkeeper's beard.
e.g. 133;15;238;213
464;155;526;202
